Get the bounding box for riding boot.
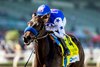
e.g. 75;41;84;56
59;38;70;56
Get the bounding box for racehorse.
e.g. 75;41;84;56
23;19;85;67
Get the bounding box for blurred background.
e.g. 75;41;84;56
0;0;100;67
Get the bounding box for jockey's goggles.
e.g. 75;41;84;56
38;14;50;19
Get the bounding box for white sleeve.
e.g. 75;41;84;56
54;17;66;39
63;17;67;27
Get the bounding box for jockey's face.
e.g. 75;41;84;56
38;14;50;24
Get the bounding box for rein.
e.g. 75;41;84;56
34;39;42;66
31;23;49;66
33;33;48;40
32;33;49;67
24;20;51;67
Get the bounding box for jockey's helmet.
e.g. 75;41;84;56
36;4;51;16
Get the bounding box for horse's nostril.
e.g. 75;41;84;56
27;36;31;40
23;37;28;43
23;36;32;44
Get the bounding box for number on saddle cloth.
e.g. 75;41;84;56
64;35;79;65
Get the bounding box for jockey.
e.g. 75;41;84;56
29;4;70;55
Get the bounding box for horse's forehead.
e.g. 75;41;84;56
24;31;31;36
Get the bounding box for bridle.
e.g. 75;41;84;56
24;21;49;67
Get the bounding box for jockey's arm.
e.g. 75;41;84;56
53;18;66;39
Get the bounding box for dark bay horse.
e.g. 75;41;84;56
23;20;85;67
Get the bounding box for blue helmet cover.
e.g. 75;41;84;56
37;4;51;16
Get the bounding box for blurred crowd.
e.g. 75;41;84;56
0;26;100;62
0;0;100;67
0;21;100;67
0;30;35;67
69;26;100;64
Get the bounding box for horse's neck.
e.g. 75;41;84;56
38;37;50;63
38;36;50;57
36;35;63;67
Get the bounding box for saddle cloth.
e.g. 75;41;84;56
64;35;79;66
50;34;79;67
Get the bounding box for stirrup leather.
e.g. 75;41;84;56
49;34;65;67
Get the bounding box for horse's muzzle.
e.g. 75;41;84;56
23;36;32;45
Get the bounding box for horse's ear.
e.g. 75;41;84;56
31;13;44;24
34;13;36;16
32;13;36;17
27;13;38;26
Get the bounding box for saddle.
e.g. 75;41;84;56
50;34;79;67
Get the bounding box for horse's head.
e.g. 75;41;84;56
23;18;47;45
23;27;37;45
